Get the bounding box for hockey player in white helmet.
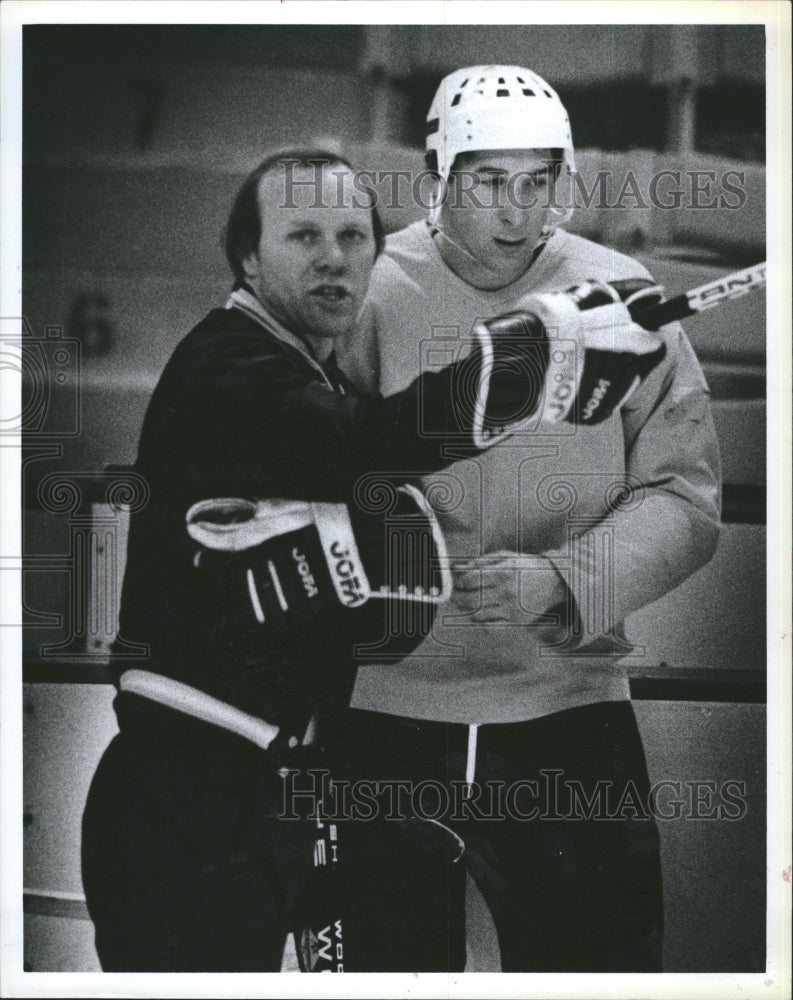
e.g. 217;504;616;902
336;65;721;971
424;64;576;266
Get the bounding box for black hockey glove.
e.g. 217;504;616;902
471;278;666;444
185;485;451;667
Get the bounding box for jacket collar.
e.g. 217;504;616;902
225;286;335;388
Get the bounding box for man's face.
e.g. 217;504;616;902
439;149;556;289
243;163;377;346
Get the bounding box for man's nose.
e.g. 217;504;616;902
314;237;346;271
496;196;527;227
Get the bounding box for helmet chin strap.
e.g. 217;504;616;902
425;219;481;265
426;215;561;271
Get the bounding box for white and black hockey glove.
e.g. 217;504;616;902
471;278;666;446
186;485;451;665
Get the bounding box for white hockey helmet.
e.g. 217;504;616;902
426;65;575;179
425;65;575;226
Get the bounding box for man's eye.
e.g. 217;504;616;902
339;230;367;245
512;175;549;200
290;230;318;244
525;173;550;189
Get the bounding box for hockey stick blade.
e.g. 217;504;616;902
629;261;767;331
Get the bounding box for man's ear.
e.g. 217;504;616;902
241;251;259;282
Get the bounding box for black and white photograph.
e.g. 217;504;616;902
1;2;790;997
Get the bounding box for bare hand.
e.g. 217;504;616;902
452;551;572;641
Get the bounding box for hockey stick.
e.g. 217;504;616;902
119;674;461;973
117;670;339;970
292;789;466;973
119;669;280;749
627;261;766;330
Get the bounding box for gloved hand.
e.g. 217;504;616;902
185;484;451;667
471;278;666;445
